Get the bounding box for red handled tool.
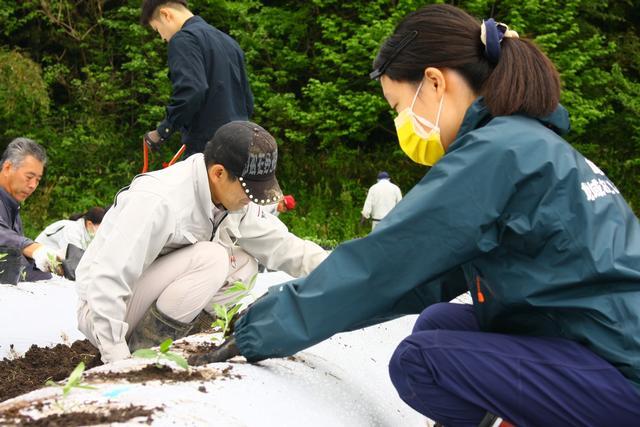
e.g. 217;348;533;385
141;139;186;173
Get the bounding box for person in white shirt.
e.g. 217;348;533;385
76;121;328;364
35;206;107;255
360;171;402;230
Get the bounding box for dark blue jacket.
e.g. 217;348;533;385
0;187;51;281
234;98;640;393
157;16;254;155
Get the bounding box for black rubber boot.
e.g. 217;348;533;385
128;302;194;352
190;310;217;333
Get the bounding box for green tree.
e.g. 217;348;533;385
0;49;50;136
0;0;637;240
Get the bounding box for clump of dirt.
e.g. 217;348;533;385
88;363;241;383
2;403;160;426
86;363;222;383
0;340;101;403
174;340;220;358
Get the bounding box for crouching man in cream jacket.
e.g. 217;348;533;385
76;121;328;364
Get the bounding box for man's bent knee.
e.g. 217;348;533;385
190;241;229;270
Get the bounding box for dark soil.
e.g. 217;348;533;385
0;340;102;403
85;363;239;383
1;338;242;401
1;401;160;426
173;340;219;357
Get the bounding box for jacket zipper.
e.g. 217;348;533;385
476;276;486;303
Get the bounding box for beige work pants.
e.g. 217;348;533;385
127;242;258;333
79;241;257;345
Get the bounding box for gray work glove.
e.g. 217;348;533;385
188;337;240;366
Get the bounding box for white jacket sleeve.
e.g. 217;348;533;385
35;220;67;252
76;192;175;363
224;204;329;278
362;187;373;218
35;218;89;255
61;218;91;251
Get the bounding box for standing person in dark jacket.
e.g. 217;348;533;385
192;4;640;426
0;138;61;281
141;0;254;157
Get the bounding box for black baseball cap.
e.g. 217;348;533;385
207;121;283;205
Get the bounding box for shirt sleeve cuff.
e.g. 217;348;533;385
20;237;34;250
100;341;131;364
156;120;173;140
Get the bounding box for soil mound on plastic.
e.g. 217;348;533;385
2;402;159;426
85;363;237;383
0;340;101;402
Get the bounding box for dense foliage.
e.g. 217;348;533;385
0;0;638;244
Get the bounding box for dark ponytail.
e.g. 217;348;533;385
68;206;107;224
372;4;561;117
483;37;560;116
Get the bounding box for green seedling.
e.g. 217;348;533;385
47;252;62;274
133;338;189;370
210;274;257;340
211;301;242;340
45;361;96;398
0;252;6;275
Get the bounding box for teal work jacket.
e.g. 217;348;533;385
235;98;640;392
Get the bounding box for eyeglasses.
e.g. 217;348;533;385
369;30;418;80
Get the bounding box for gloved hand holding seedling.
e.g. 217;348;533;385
189;337;240;366
32;244;63;275
189;275;259;366
210;275;257;339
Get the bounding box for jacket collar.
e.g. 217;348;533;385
182;15;203;30
0;186;19;214
454;96;571;142
191;154;216;221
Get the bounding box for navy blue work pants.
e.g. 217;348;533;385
389;303;640;426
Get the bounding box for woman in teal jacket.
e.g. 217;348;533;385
196;5;640;425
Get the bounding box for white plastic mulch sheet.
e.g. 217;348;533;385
0;272;435;426
0;276;85;359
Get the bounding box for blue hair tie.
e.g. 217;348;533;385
482;18;503;63
481;19;519;64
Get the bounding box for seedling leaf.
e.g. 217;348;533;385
67;361;86;384
225;281;249;295
159;338;173;353
214;304;227;319
227;304;241;318
162;352;189;370
132;349;158;359
248;273;258;288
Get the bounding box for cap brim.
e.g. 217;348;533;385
242;175;283;205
